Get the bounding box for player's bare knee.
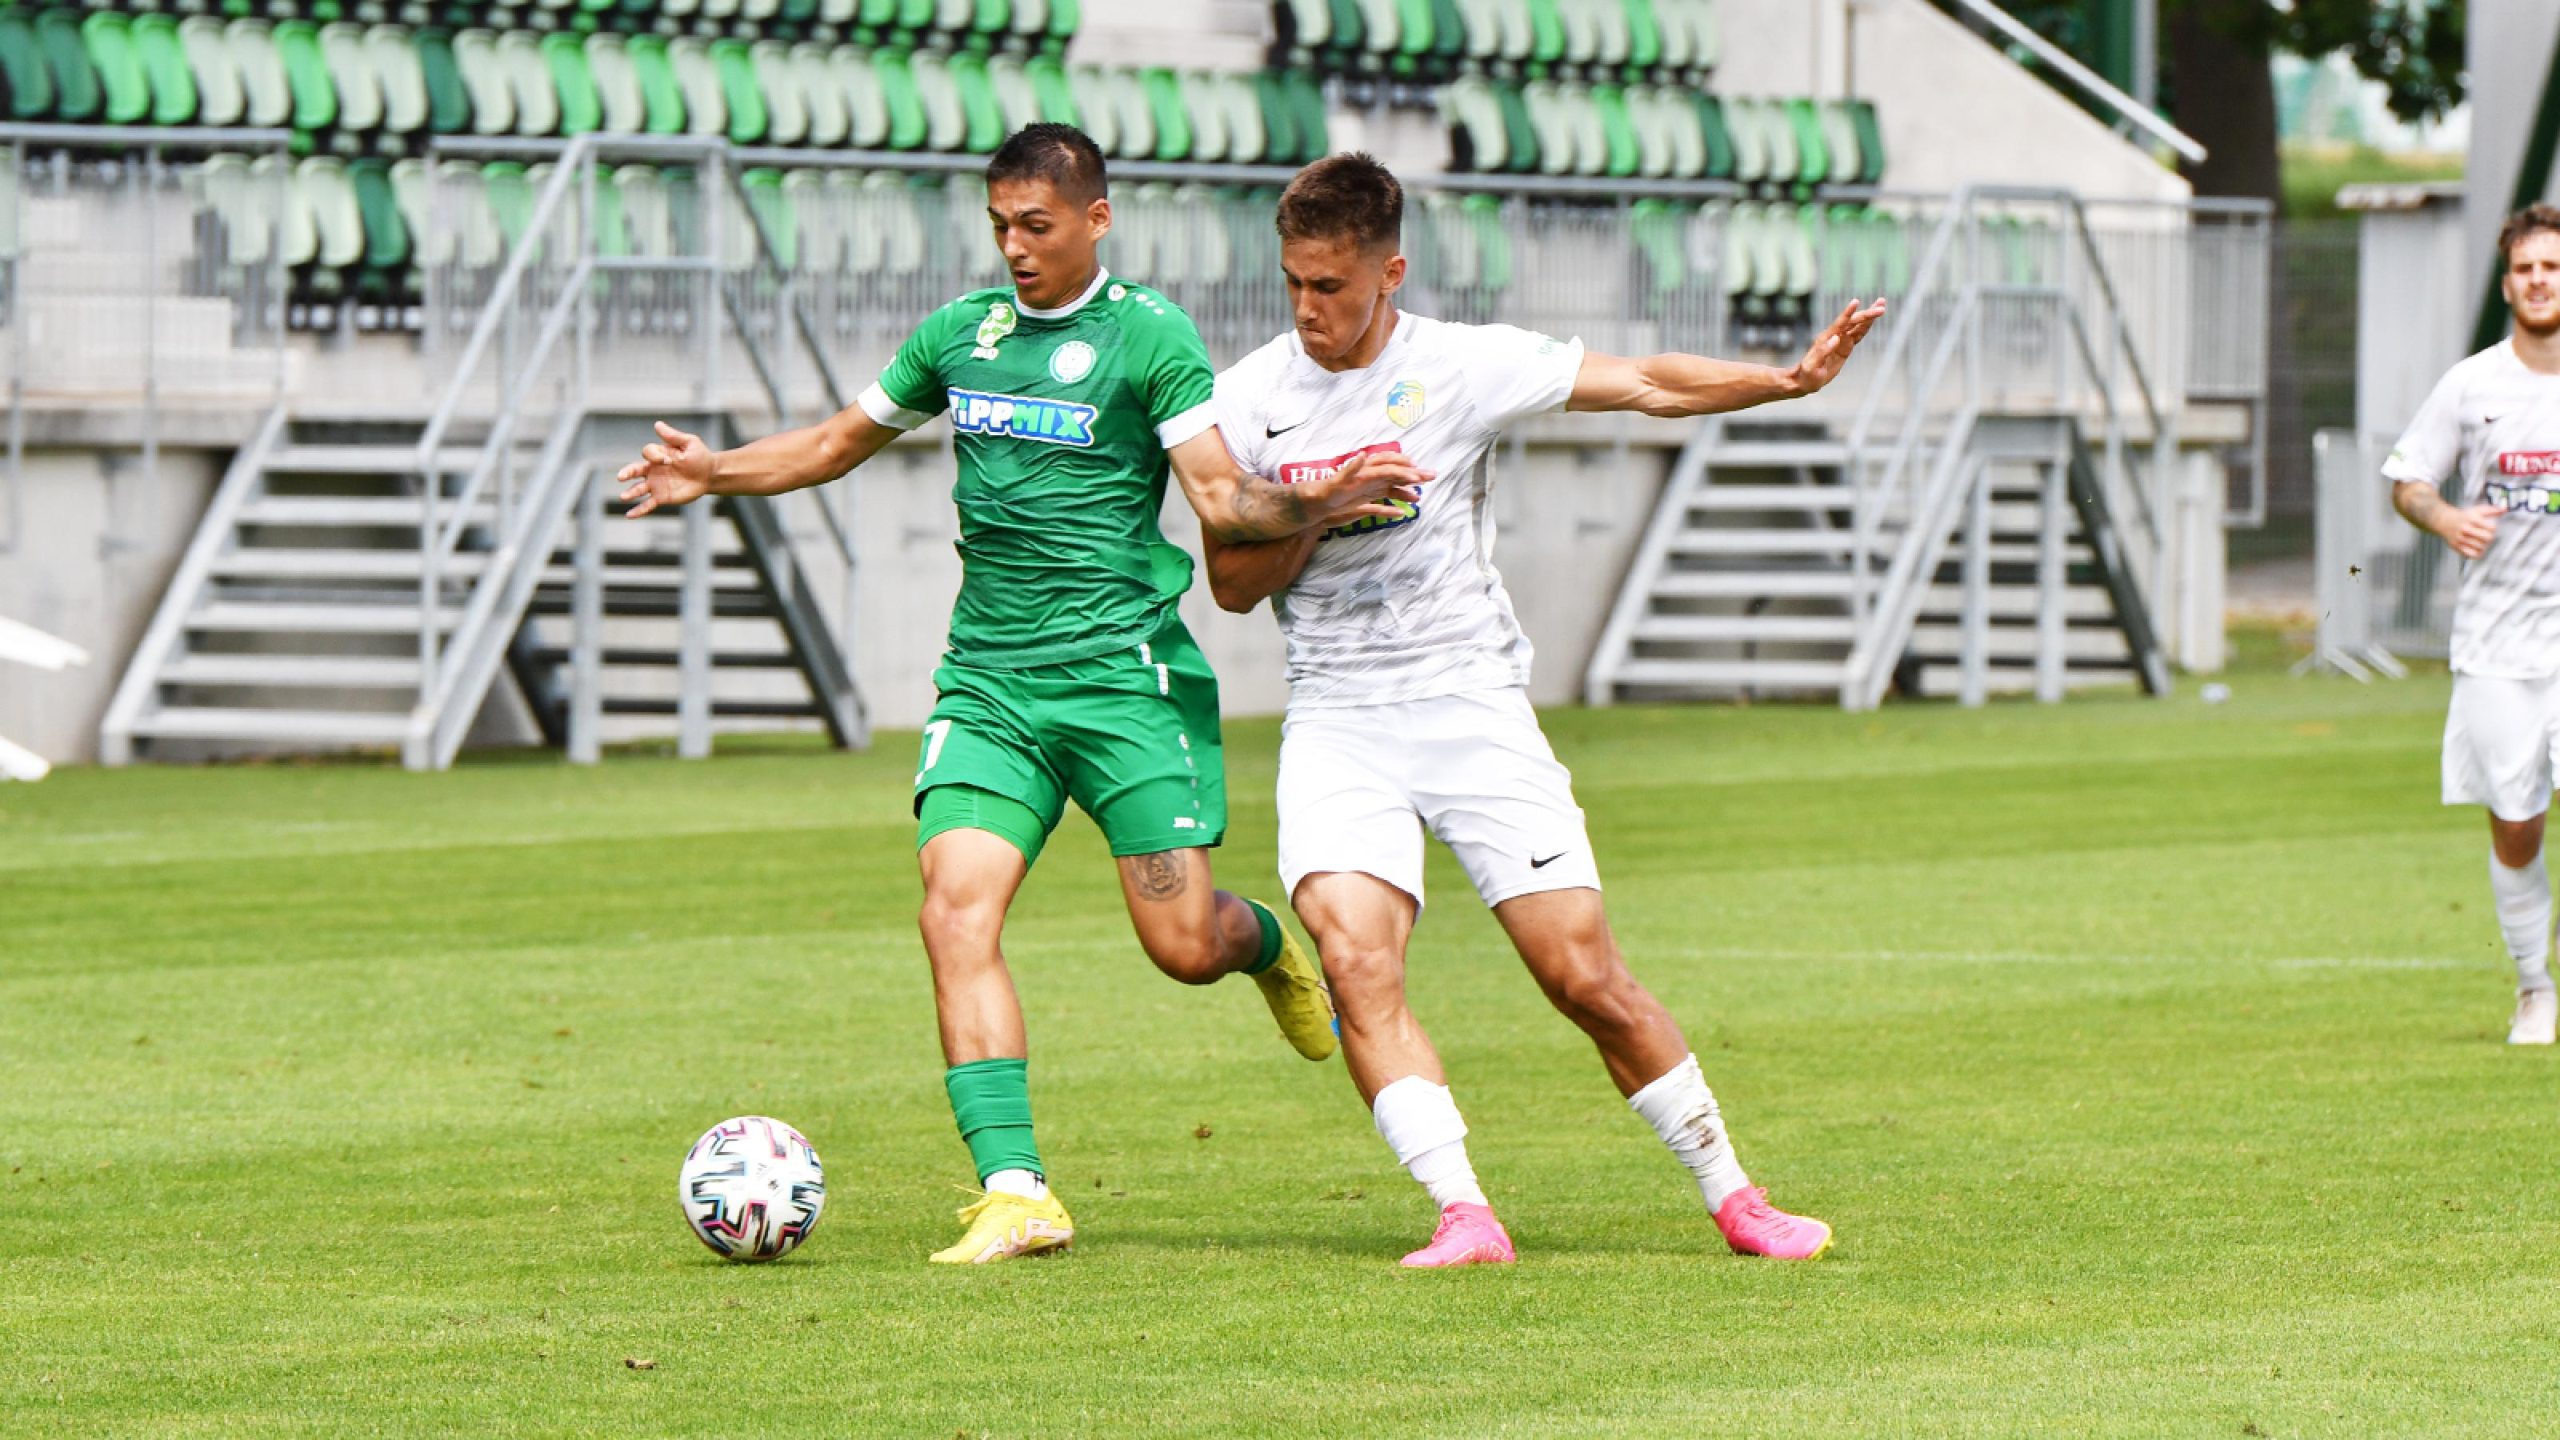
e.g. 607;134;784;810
1317;940;1406;1012
1139;926;1226;985
917;893;1003;961
2492;813;2547;868
1541;954;1646;1034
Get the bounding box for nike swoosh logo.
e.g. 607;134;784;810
1530;852;1567;869
1266;420;1307;437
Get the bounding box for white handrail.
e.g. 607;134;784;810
1943;0;2206;165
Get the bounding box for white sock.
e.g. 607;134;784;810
1627;1053;1751;1213
985;1168;1047;1201
1372;1075;1489;1209
2489;849;2555;993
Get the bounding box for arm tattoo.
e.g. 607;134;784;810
2394;480;2446;529
1122;850;1191;902
1223;476;1312;541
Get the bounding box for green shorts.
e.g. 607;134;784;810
913;614;1227;866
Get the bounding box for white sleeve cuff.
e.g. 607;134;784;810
858;382;934;431
1155;401;1218;450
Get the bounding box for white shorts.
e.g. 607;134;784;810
1276;686;1602;910
2445;672;2560;821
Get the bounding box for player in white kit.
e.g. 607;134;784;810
1206;155;1886;1265
2385;203;2560;1047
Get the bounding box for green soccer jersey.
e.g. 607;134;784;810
858;268;1219;670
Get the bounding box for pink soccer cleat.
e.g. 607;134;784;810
1399;1202;1517;1268
1713;1187;1833;1260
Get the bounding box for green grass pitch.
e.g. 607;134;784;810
5;644;2557;1436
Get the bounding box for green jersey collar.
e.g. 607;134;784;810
1015;267;1112;321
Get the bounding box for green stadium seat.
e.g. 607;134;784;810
1430;0;1468;65
318;24;379;134
479;162;533;251
38;10;102;124
273;21;335;133
1419;189;1478;288
0;14;52;122
1047;0;1082;51
367;27;427;138
948;53;1004;153
1630;198;1685;296
1689;92;1733;179
908;51;966;152
545;34;602;137
1850;99;1885;184
1140;68;1190;161
585;34;643;135
668;39;724;139
872;50;929;150
81;13;152;127
752;42;806;146
741;167;793;270
132;15;197;127
794;44;848;147
1624;0;1663;72
1591;84;1639;177
832;49;891;148
1318;0;1365;69
1783;97;1828;193
349;158;408;271
1464;192;1510;290
1285;71;1327;157
1526;0;1565;64
1252;72;1296;166
1027;56;1079;127
1394;0;1433;63
626;37;685;137
416;31;470;137
895;0;936;31
712;40;766;145
1489;80;1535;172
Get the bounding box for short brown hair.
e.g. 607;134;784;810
2500;204;2560;264
1276;152;1402;251
987;123;1106;205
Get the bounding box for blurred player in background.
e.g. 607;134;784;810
2385;202;2560;1047
1204;153;1884;1266
616;126;1428;1262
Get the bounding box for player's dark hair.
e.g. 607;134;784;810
986;123;1107;205
1275;152;1403;253
2500;204;2560;264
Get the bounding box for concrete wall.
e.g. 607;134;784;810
0;447;221;766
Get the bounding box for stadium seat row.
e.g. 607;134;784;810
1444;82;1882;191
1276;0;1720;82
0;13;1329;165
34;0;1083;47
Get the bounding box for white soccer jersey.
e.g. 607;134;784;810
2385;339;2560;678
1213;313;1584;708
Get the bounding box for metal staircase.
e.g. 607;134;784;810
1587;187;2177;711
101;135;867;769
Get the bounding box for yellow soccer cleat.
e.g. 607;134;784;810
1252;923;1339;1061
928;1188;1076;1265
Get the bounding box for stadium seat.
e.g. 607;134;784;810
1591;84;1639;178
318;24;379;136
452;31;513;136
1820;100;1862;188
873;50;929;150
627;36;686;137
753;42;807;146
1522;80;1570;176
1066;65;1120;158
713;40;767;145
546;34;603;137
586;35;644;136
1140;68;1190;161
81;13;152;128
274;21;335;134
1850;99;1887;184
742;167;794;270
1441;75;1506;172
1590;0;1630;70
1181;70;1228;163
949;54;1004;152
0;13;51;122
131;14;198;128
987;56;1042;134
299;157;366;271
416;31;471;137
1782;98;1829;193
833;49;893;148
795;44;849;147
370;28;429;139
175;19;242;128
349;158;409;274
1252;72;1296;166
36;10;99;124
1215;73;1267;164
1027;56;1079;127
908;51;967;152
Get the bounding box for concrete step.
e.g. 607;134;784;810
125;706;411;744
1703;441;1851;467
1687;485;1859;512
1667;530;1865;558
239;496;502;528
160;654;425;689
265;444;498;476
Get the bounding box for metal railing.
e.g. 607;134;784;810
1938;0;2207;165
2307;428;2442;676
0;124;292;555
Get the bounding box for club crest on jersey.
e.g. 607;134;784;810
972;301;1017;359
949;387;1098;447
1048;340;1098;385
1385;380;1426;428
1279;441;1421;540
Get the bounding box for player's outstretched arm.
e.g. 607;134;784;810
1568;299;1889;417
1204;527;1323;613
1167;430;1433;543
614;406;899;518
2393;479;2503;560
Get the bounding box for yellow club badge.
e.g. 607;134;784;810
1385;379;1425;428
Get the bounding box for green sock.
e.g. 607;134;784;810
1241;898;1285;975
944;1057;1041;1184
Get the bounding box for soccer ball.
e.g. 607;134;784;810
678;1116;826;1262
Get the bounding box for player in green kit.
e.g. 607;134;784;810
614;125;1430;1263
